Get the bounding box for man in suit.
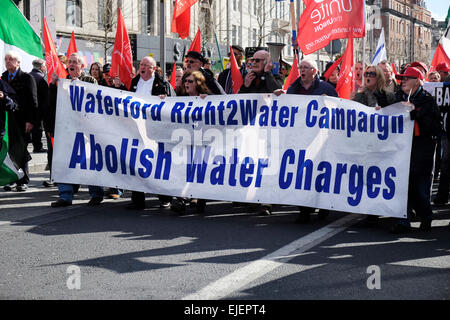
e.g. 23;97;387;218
2;51;38;192
126;56;175;210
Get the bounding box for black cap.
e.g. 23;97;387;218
231;45;244;53
103;63;111;73
185;51;206;64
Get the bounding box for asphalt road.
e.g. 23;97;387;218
1;170;449;306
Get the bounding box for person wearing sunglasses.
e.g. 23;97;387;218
389;67;442;234
239;50;283;94
353;65;396;109
184;51;225;95
170;70;210;215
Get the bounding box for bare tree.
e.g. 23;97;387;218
254;0;289;47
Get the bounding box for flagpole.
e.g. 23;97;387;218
160;0;166;76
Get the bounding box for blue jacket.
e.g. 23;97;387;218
286;75;338;97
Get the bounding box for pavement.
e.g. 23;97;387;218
28;134;50;174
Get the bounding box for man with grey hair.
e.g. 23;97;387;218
275;58;338;223
2;51;38;192
48;52;104;207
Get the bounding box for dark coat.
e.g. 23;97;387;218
129;72;175;96
238;71;283;94
286;75;338;97
29;68;49;122
2;68;38;131
218;64;248;94
199;68;225;95
395;86;442;172
353;88;396;108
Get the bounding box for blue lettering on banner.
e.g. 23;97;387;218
277;149;397;206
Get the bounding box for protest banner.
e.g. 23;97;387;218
52;80;414;218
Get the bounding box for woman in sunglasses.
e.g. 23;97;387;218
170;70;210;215
352;65;396;109
352;65;396;227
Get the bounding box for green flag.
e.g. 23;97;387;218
0;0;43;72
446;5;450;28
0;111;24;186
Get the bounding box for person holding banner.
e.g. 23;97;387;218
127;56;175;210
353;65;396;109
391;67;442;233
48;53;105;208
275;58;337;223
170;70;210;214
184;51;225;95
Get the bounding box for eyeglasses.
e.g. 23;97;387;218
228;51;242;57
364;71;377;78
299;66;313;70
185;59;198;64
183;79;195;84
249;58;265;63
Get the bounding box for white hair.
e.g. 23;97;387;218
300;59;318;71
5;50;22;63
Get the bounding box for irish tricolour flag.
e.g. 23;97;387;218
0;0;43;73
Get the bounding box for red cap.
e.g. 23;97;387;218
436;62;450;72
395;67;424;80
410;61;428;74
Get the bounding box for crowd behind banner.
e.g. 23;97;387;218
1;42;450;235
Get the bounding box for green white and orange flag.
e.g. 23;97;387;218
0;112;25;186
0;0;43;72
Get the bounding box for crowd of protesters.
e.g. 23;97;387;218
1;45;450;234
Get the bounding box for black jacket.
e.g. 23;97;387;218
218;64;248;94
29;68;49;122
2;68;38;130
238;71;283;94
129;72;175;96
395;86;442;172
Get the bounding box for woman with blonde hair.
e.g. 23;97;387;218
353;65;395;108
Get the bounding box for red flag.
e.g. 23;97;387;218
43;17;68;81
170;62;177;88
298;0;365;55
283;53;300;90
188;27;201;53
110;8;134;90
429;43;450;74
323;55;343;81
66;31;78;58
336;37;354;100
229;46;243;94
392;63;401;84
171;0;198;39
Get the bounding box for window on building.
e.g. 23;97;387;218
252;28;257;46
66;0;82;27
253;0;257;16
142;0;155;34
232;25;237;45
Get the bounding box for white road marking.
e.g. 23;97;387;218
182;213;362;300
389;255;450;269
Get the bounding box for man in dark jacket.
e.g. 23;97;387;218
239;50;283;94
275;59;338;223
238;50;283;216
127;56;175;210
48;53;104;208
391;67;442;233
2;51;38;192
28;59;48;153
218;45;247;94
184;51;225;95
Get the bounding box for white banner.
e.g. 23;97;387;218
53;80;414;218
